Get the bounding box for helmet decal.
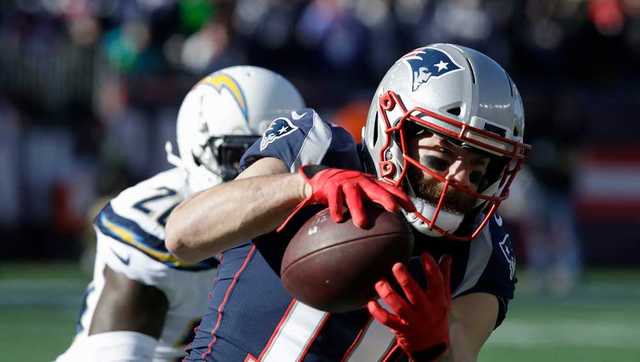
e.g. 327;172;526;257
402;47;464;91
199;73;249;124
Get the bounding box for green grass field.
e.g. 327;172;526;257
481;271;640;362
1;263;639;362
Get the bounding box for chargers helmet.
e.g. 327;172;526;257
167;66;305;192
362;44;530;241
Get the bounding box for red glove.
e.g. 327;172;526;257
278;165;415;230
368;254;452;360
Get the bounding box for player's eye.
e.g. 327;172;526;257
469;170;484;185
423;156;450;172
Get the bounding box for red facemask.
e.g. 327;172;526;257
375;90;530;241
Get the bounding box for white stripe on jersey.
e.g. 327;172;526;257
290;111;333;172
344;319;396;362
260;301;329;362
453;225;494;297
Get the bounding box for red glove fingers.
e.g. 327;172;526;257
394;263;425;306
367;294;406;331
359;177;416;213
313;169;414;224
278;166;415;231
428;254;452;304
368;254;453;357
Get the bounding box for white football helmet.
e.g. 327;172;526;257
167;66;305;192
362;44;530;241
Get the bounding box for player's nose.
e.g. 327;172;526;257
446;160;475;189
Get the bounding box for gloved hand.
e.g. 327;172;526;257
278;165;415;231
368;254;452;361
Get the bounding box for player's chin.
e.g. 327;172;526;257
442;206;469;216
417;193;475;216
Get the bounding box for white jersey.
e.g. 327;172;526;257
57;168;218;362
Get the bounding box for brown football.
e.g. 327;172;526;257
281;207;414;313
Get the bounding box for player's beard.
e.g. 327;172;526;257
408;168;477;215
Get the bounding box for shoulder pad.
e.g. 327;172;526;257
241;108;334;172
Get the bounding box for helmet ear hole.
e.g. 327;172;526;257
372;113;379;145
380;161;396;178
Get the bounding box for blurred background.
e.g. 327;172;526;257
0;0;639;361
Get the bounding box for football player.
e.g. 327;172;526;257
166;44;529;361
56;66;305;362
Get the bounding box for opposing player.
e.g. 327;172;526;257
56;66;305;361
166;44;529;361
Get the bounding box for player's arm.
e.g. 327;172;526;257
90;265;169;336
71;263;168;361
166;154;414;263
443;293;499;362
165;157;306;263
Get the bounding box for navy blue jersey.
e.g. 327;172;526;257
187;110;517;362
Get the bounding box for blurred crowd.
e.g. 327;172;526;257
1;0;640;293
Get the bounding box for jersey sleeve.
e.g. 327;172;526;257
453;213;517;328
240;108;361;173
240;109;362;275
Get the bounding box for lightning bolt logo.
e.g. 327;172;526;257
199;73;249;123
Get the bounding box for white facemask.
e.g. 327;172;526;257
166;141;224;194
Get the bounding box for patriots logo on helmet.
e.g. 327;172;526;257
402;47;463;91
260;117;298;151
